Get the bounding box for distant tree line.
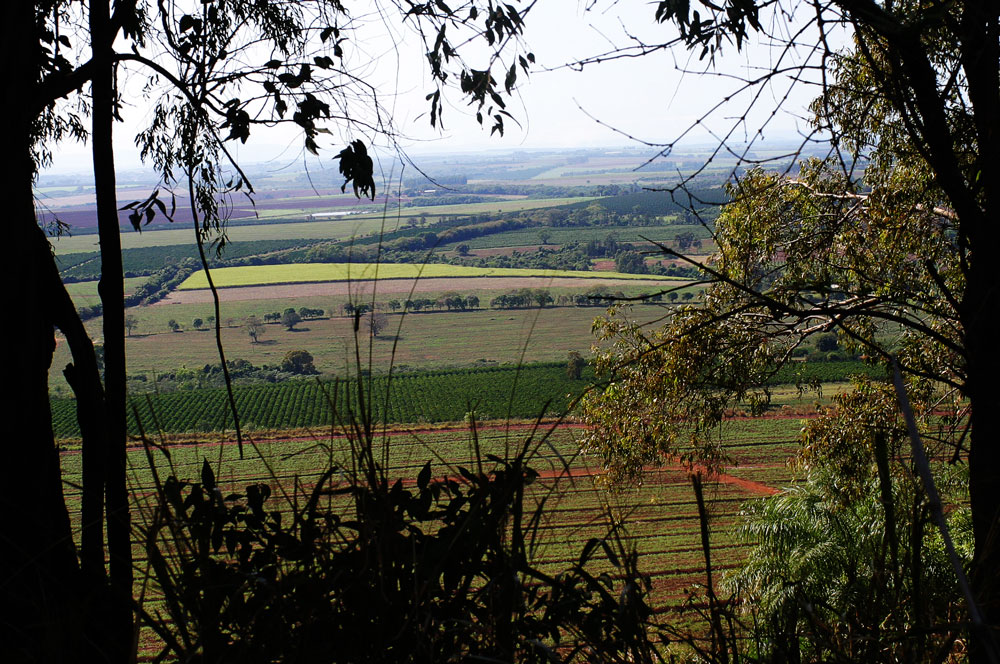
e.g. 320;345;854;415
124;354;319;394
76;259;198;321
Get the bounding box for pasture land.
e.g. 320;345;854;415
248;195;598;222
55;307;660;382
47;217;395;255
163;277;686;307
177;263;682;289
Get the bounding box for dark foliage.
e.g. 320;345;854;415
334;140;375;201
139;443;666;663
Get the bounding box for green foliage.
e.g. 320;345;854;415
280;308;301;330
614;250;648;274
815;332;838;353
566;351;586;379
140;443;664;663
50;364;597;438
280;350;317;375
727;379;971;662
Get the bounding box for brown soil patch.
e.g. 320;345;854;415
159;276;676;305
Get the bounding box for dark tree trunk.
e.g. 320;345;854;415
964;229;1000;660
90;1;134;660
958;3;1000;658
0;5;82;662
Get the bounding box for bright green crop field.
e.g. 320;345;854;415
178;262;682;289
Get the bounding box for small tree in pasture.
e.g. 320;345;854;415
244;316;265;345
281;308;302;331
367;312;389;338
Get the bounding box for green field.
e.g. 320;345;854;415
64;276;147;307
47;217;394;255
53;307;658;386
51;363;597;438
56;417;807;626
178;262;681;289
441;224;713;250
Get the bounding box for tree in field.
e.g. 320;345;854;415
614;250;647;275
675;231;700;251
579;0;1000;657
367;312;389;338
281;350;318;375
244;316;265;345
281;308;302;331
532;289;553;308
167;319;180;333
192;318;203;330
566;351;586;380
815;332;839;353
124;314;138;337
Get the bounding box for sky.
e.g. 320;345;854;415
43;1;839;176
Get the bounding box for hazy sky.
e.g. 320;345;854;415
44;1;838;176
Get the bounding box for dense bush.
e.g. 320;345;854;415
140;444;665;663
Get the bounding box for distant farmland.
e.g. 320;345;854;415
178;262;682;289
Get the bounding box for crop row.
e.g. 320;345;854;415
51;365;595;438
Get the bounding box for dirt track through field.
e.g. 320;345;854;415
158;276;670;305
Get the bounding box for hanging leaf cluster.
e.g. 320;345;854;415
334;140;375;200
